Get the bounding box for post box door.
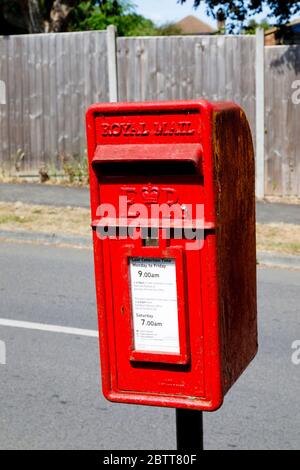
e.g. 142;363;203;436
100;233;207;399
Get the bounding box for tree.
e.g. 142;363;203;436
69;1;158;36
243;18;271;34
156;23;182;36
179;1;300;31
0;1;162;36
0;0;183;36
0;0;80;33
0;1;27;34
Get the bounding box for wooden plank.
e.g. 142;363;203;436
12;36;24;174
56;33;66;161
216;35;226;99
195;35;209;100
26;34;44;173
116;37;127;101
35;35;44;171
0;37;10;172
170;37;179;100
48;33;59;169
255;29;265;198
63;33;73;160
41;34;51;169
127;36;137;101
245;36;256;148
7;35;16;173
146;38;158;101
106;25;118;102
77;32;87;157
156;37;166;100
95;31;109;103
20;36;32;173
265;45;300;196
70;33;80;158
138;37;147;101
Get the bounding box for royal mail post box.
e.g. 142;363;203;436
86;100;257;411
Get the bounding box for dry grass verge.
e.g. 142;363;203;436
0;202;90;238
0;202;300;255
256;223;300;256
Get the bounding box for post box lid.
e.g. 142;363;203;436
92;143;202;172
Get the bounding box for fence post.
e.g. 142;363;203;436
255;28;265;199
106;25;119;103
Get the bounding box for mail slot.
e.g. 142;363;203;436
86;100;257;411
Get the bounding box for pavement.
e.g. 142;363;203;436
0;241;299;450
0;183;90;209
0;182;300;225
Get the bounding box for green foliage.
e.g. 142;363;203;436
0;0;188;36
243;19;271;35
2;1;300;36
69;0;184;36
156;23;183;36
63;155;89;184
179;1;300;32
0;0;28;34
0;214;33;224
69;1;158;36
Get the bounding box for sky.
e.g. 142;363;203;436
133;0;217;27
133;0;298;28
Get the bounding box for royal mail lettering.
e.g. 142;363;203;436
101;121;195;138
153;121;195;136
101;122;150;137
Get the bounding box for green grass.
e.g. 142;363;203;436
257;240;300;256
0;214;32;224
272;242;300;254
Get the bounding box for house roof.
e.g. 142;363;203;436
265;18;300;36
175;15;216;35
287;18;300;27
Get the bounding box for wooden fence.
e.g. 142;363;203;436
265;45;300;196
117;35;256;140
0;30;299;197
0;31;108;174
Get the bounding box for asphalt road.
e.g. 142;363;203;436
0;183;90;208
0;241;299;450
1;182;300;224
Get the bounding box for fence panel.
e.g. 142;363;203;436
117;35;256;147
265;45;300;196
0;31;108;175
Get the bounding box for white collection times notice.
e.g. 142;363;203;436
129;257;180;354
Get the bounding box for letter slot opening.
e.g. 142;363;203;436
93;161;201;176
92;143;203;176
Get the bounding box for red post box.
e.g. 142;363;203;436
86;100;257;411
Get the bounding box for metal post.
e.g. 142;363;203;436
106;25;119;103
255;27;265;199
176;409;204;451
